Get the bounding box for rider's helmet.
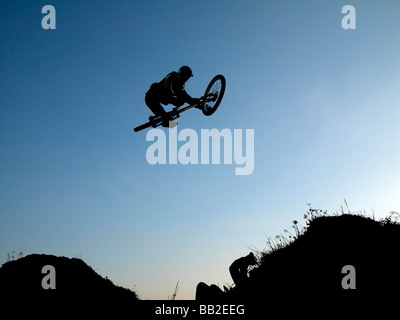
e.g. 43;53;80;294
178;66;193;79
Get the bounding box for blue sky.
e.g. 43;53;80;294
1;0;399;299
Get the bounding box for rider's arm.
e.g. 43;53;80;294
179;88;196;104
174;82;200;105
165;72;200;105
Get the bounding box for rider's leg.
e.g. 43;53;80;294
145;94;167;117
145;95;179;128
145;95;176;128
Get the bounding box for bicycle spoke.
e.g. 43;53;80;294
205;79;222;110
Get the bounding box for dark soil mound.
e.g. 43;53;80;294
198;214;400;313
0;254;138;313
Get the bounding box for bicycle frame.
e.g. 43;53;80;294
147;102;199;128
162;92;218;122
134;92;218;132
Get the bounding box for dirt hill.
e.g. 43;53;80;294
197;213;400;313
0;254;139;313
251;214;399;298
2;213;399;317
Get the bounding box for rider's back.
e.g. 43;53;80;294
147;72;185;105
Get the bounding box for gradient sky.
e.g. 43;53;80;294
1;0;399;299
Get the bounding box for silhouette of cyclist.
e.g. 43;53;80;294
145;66;201;128
229;252;257;287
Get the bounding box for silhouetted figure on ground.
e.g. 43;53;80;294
195;282;225;301
229;252;257;287
145;66;200;128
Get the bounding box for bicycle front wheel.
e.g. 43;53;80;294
202;74;226;116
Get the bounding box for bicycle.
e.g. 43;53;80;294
134;74;226;132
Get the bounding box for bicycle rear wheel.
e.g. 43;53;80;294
202;74;226;116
